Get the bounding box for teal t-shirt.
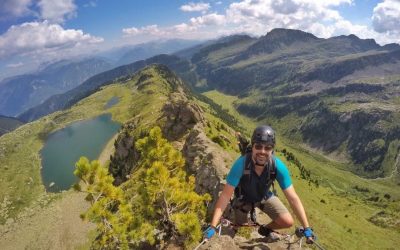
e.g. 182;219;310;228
226;155;292;190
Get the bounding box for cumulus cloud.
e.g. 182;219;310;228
189;13;225;26
122;25;168;37
122;13;225;40
372;0;400;34
6;62;24;68
0;21;103;60
0;0;33;20
38;0;77;23
225;0;347;32
120;0;399;45
180;2;210;13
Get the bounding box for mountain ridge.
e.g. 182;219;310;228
1;63;399;249
14;28;400;178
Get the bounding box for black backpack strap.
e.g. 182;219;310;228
234;153;252;200
267;156;277;195
244;152;252;175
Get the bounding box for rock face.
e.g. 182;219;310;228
182;124;231;212
161;91;205;141
109;122;140;185
160;85;233;212
197;231;307;250
300;105;400;176
108;65;233;206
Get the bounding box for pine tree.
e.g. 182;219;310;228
74;126;210;249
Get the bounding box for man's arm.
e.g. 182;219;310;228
282;185;310;228
210;183;235;227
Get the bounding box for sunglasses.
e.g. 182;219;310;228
253;144;273;151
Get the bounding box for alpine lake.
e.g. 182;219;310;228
40;113;120;192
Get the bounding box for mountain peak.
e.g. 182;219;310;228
215;34;254;44
243;28;318;56
330;34;380;51
265;28;318;40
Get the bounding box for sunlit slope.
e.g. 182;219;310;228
0;65;182;224
203;89;400;249
191;28;400;179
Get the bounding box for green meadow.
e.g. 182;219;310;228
203;89;400;249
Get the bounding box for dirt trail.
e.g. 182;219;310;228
0;133;119;250
0;192;94;250
98;133;118;165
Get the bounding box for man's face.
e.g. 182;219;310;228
252;143;273;166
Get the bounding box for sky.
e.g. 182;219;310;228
0;0;400;79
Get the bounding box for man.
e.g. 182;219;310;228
204;125;314;242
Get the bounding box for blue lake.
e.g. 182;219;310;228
105;96;120;109
41;114;120;192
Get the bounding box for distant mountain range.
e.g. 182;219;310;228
0;58;113;117
187;28;400;178
18;54;195;122
111;39;202;66
14;28;400;178
0;39;201;118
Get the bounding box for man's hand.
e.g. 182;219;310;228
303;227;315;244
203;226;217;239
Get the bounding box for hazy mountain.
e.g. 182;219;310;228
112;39;202;66
1;64;398;249
0;115;24;136
18;54;195;122
0;58;113;117
174;34;255;60
18;28;400;178
188;28;400;178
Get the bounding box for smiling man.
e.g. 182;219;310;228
204;125;314;243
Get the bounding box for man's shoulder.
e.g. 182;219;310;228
233;155;246;168
226;155;246;187
273;156;288;170
273;156;284;164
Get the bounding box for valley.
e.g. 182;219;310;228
0;29;399;249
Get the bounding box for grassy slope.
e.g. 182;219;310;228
1;64;399;249
203;90;400;249
0;66;248;249
0;66;171;224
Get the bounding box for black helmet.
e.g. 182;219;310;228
251;125;275;146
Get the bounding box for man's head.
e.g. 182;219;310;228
251;125;275;166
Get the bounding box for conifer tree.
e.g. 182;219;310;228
75;126;210;249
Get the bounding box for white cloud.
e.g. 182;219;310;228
38;0;77;23
84;1;97;8
122;25;168;37
180;2;210;13
0;0;33;19
6;62;24;68
189;13;226;26
372;0;400;35
226;0;346;30
122;13;225;40
0;21;103;60
122;27;140;36
173;23;197;33
119;0;399;45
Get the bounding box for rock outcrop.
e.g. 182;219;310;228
109;121;140;185
197;230;308;250
182;124;231;210
161;92;205;141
